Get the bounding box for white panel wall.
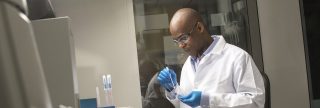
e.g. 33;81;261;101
51;0;141;108
257;0;310;108
32;17;77;108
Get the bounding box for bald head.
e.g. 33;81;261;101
170;8;202;37
169;8;213;57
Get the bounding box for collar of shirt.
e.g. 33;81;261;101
210;35;226;55
190;35;220;71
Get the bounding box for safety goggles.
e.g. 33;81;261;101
173;22;198;45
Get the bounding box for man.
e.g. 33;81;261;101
157;8;265;108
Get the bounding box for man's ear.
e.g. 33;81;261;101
198;22;204;33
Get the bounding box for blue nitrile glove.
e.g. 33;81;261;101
157;67;177;92
178;90;202;107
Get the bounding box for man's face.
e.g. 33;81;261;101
171;22;201;57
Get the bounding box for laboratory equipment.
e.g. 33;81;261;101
0;0;53;107
104;74;114;107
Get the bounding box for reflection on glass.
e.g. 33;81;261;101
133;0;251;107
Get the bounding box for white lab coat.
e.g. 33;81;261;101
166;36;265;108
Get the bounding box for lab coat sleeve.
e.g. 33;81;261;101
203;53;265;108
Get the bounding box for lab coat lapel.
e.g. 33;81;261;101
197;35;226;68
182;57;196;90
194;35;227;83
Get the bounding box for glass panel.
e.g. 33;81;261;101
133;0;252;107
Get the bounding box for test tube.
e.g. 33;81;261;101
166;67;186;98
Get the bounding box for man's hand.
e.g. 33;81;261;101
157;67;177;92
179;90;202;107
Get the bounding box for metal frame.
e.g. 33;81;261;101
246;0;264;72
246;0;270;108
298;0;314;108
